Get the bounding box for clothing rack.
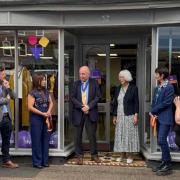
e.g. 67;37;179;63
33;69;58;72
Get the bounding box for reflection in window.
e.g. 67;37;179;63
0;31;15;148
17;30;59;149
85;47;106;103
64;31;75;146
158;27;180;152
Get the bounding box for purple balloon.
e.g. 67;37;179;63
49;131;58;148
18;130;31;148
167;131;180;151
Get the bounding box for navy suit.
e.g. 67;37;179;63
70;78;101;157
151;82;174;163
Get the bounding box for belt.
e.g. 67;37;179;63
3;113;9;117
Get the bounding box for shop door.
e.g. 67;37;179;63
82;45;110;151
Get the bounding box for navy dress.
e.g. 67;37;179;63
29;89;50;167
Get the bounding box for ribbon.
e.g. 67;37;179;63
81;81;89;92
150;116;157;136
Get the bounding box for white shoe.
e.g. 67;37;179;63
127;158;133;164
116;157;123;162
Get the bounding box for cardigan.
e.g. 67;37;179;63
112;84;139;116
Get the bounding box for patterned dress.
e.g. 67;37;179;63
114;88;140;152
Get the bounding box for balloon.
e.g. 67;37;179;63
18;130;31;148
167;131;180;151
49;131;58;148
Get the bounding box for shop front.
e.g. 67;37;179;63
0;0;180;161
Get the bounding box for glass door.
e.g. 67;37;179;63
82;45;110;151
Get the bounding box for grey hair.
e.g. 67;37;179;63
119;70;133;82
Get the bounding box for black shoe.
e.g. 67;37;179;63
152;161;166;172
42;164;49;167
33;165;43;169
156;163;173;176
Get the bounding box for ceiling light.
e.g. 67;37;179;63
40;57;53;59
110;44;115;47
97;53;118;57
0;46;15;49
97;54;106;56
110;54;118;56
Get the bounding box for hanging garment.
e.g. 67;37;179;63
22;67;32;127
9;70;15;125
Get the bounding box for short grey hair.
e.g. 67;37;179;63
119;69;133;82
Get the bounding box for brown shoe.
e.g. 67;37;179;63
2;160;19;168
76;157;83;165
91;156;102;163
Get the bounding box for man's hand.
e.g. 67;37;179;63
3;80;10;89
6;94;11;101
82;105;89;114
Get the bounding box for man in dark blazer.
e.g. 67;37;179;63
71;66;101;165
0;63;19;168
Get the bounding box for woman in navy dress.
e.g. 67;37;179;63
28;73;53;168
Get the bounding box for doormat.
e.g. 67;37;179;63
66;152;146;167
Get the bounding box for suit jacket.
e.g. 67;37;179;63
0;85;15;122
70;78;101;126
151;83;174;125
112;84;139;116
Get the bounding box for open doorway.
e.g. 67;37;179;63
109;44;137;151
82;43;138;151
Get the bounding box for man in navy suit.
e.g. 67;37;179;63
71;66;101;165
150;67;174;176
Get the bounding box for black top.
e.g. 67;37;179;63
112;84;139;116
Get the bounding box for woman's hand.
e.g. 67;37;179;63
46;110;52;117
42;112;49;118
133;114;138;126
149;112;153;118
149;112;157;119
113;117;117;125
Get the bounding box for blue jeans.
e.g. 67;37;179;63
157;123;171;162
0;115;12;163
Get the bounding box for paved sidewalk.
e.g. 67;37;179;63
0;163;180;180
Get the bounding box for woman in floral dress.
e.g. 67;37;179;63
112;70;139;164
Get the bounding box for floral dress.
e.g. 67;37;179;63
114;88;140;152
